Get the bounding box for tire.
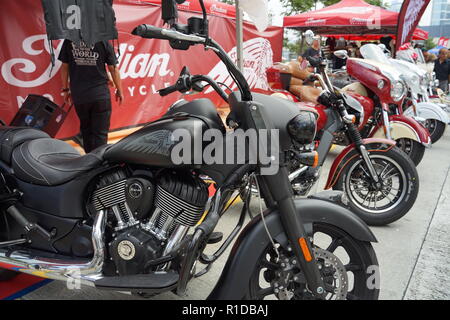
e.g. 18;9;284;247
425;119;446;144
0;268;19;282
395;138;425;166
334;147;419;226
245;223;379;300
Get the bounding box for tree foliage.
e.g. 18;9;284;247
424;38;437;51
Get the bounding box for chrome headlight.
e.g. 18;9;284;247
391;81;406;102
287;111;317;145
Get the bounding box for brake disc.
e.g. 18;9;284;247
313;247;349;300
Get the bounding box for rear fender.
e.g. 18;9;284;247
324;138;396;189
207;198;376;300
404;102;450;124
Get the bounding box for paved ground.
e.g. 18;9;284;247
19;130;450;300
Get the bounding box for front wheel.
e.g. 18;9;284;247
424;119;446;144
395;138;425;166
334;147;419;226
245;223;379;300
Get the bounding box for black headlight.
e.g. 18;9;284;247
287;111;317;145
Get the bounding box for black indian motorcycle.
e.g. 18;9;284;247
0;0;378;300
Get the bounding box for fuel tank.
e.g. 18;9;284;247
104;99;224;167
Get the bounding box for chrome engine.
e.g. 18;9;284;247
91;169;209;275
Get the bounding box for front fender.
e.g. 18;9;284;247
207;198;376;300
404;102;450;124
324;138;396;190
390;114;431;146
372;114;431;146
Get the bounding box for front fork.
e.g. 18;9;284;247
243;101;326;298
259;168;327;298
346;121;380;183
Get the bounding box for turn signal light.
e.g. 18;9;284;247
294;151;319;168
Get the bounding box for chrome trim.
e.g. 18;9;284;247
359;145;379;183
288;166;308;182
163;225;189;257
0;210;107;286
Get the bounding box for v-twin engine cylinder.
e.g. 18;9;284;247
142;170;209;240
91;168;209;276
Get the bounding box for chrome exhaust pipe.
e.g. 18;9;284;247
0;210;107;286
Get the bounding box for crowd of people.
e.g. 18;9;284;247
300;35;450;94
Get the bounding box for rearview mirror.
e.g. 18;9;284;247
304;30;315;46
162;0;179;26
334;50;348;59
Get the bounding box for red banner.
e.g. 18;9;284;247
395;0;431;52
0;1;282;139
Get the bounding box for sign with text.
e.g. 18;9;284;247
395;0;431;52
0;1;282;138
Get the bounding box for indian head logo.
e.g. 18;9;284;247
206;37;273;93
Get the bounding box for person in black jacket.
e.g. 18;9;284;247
59;40;124;153
434;48;450;93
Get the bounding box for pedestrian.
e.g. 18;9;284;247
433;48;450;94
59;40;124;153
303;37;322;62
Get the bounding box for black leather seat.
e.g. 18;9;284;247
11;138;108;186
0;127;50;164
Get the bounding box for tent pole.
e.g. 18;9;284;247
236;0;244;71
298;32;304;56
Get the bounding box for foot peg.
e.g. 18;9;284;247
207;231;223;244
6;205;52;240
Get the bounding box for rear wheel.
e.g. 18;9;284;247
424;119;446;144
0;268;19;282
395;138;425;166
334;147;419;226
245;223;379;300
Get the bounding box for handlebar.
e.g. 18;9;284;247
158;72;229;103
158;82;181;96
132;24;252;102
132;24;206;44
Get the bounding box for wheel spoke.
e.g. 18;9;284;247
326;238;342;253
379;163;392;179
351;186;368;192
345;263;363;272
383;172;399;181
380;189;394;202
381;166;396;179
256;287;274;299
362;192;371;206
260;260;279;270
346;292;359;300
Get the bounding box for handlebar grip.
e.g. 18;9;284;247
158;84;179;97
132;24;169;40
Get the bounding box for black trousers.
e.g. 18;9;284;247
74;99;111;153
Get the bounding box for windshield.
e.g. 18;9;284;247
396;48;418;63
360;44;391;65
415;48;426;64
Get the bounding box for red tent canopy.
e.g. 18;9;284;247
323;28;429;41
283;0;427;38
139;0;236;18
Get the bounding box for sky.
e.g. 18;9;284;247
266;0;433;27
